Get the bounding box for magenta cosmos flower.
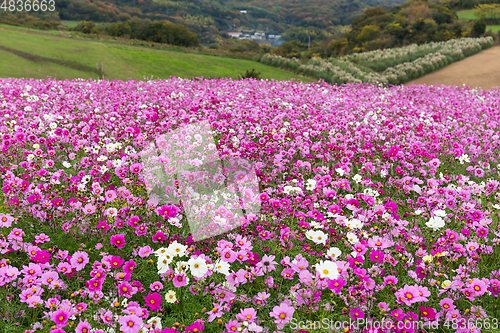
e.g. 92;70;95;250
270;302;295;329
143;291;162;311
185;320;205;332
51;309;69;328
110;234;126;249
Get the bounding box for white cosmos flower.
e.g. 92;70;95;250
165;290;177;303
283;186;294;194
105;207;118;217
168;217;182;228
305;230;327;245
309;221;322;229
147;316;162;330
335;168;345;176
346;232;359;244
433;209;446;217
157;255;173;274
154;247;168;257
188;257;208;278
346;219;363;230
426;216;445;231
214;216;227;226
63;161;71;168
168;241;187;257
315;260;339;280
306;179;317;191
326;247;342;260
213;259;231;276
352;174;362;183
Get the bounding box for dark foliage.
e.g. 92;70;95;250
238;68;262;79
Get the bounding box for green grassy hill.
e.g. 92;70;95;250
0;25;312;82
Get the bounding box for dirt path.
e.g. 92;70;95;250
405;46;500;90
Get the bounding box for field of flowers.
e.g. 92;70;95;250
256;37;495;85
1;77;500;333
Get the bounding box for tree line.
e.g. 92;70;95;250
71;20;200;47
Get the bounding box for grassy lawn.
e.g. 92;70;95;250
0;24;313;82
487;25;500;33
457;9;477;21
60;20;80;27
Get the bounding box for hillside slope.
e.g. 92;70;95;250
0;25;311;81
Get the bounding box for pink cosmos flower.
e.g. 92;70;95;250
56;262;72;275
173;274;188;288
208;303;225;322
118;314;143;333
82;203;96;215
70;251;89;271
0;213;13;228
270;302;295;329
95;220;111;231
150;281;163;291
130;163;143;173
395;285;420;306
26;295;42;308
236;308;258;322
75;319;92;333
118;281;134;298
225;320;241;332
105;190;117;202
110;234;126;249
22;263;42;277
138;246;152;258
100;310;114;324
1;265;20;283
470;278;487;296
383;275;398;286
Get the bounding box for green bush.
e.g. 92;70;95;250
238;68;262;80
474;19;487;36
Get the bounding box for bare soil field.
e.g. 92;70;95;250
405;46;500;90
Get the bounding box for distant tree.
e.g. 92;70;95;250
473;19;486;35
326;38;347;56
356;25;380;43
473;4;500;20
72;21;96;34
433;29;455;41
384;22;405;38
